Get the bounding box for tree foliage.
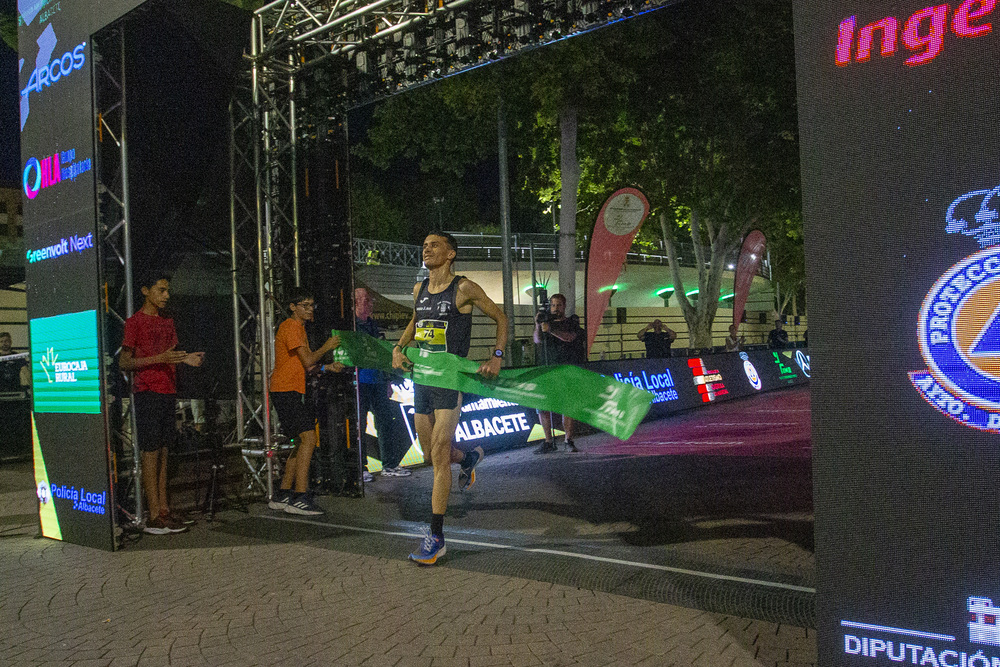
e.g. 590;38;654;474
350;0;804;338
0;11;17;52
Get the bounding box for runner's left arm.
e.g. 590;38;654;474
461;279;507;379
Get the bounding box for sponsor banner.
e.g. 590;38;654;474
585;347;808;421
795;0;1000;660
331;331;654;440
733;230;766;328
29;310;101;414
367;379;542;469
585;188;650;353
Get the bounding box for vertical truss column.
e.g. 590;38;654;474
230;14;303;499
229;89;265;453
93;25;141;529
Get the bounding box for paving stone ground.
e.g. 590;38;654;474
0;461;817;666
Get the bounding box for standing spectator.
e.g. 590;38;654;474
724;324;744;352
120;273;204;535
768;318;789;349
533;293;585;453
355;287;410;480
267;288;341;516
0;332;29;393
637;319;677;358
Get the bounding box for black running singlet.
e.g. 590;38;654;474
414;276;472;357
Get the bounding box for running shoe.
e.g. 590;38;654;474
408;530;446;565
144;516;186;535
163;510;196;526
382;466;412;477
565;439;579;453
363;471;374;483
268;489;293;510
458;446;484;491
284;493;324;516
534;441;557;455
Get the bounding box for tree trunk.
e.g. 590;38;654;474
661;210;735;349
558;105;579;315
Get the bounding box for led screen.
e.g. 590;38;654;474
18;0;145;550
794;1;1000;663
29;309;101;414
587;348;809;419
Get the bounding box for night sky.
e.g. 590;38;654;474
0;0;18;188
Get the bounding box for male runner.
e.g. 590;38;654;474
392;231;507;565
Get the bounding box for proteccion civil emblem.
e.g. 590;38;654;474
911;184;1000;431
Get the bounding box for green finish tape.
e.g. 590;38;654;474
331;330;653;440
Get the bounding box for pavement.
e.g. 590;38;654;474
0;388;818;666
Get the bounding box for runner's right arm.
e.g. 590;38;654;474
391;283;420;371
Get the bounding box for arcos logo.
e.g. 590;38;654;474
21;41;86;98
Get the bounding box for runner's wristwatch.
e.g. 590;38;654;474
493;348;504;358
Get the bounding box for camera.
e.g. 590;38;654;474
535;289;550;324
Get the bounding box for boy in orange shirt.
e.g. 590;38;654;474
267;287;341;515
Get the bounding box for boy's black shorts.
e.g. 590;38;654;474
413;385;462;415
133;391;177;452
271;391;316;437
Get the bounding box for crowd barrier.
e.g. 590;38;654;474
362;347;811;471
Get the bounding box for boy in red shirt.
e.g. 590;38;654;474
120;273;204;535
267;287;341;516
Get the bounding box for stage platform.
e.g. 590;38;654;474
0;386;816;666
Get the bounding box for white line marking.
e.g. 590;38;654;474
694;423;800;427
840;620;955;641
623;441;745;446
260;514;816;594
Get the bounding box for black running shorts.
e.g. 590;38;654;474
413;384;462;415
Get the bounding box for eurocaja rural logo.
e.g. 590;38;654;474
911;183;1000;432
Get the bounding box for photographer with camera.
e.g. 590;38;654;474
637;319;677;359
533;293;585;454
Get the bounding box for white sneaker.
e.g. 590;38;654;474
382;466;412;477
363;471;374;483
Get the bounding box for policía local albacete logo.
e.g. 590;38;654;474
911;183;1000;432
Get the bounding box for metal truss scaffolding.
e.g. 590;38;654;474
93;25;144;530
253;0;683;103
234;0;679;497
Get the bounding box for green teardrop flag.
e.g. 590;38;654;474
331;330;652;440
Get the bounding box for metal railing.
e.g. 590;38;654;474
353;235;750;271
354;238;422;267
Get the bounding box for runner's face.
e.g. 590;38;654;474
422;235;455;269
142;280;170;310
0;335;10;353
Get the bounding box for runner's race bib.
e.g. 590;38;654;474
415;319;448;352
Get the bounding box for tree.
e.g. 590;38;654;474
351;0;804;345
0;11;16;52
587;0;801;346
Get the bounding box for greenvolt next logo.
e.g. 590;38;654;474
26;232;93;264
30;310;101;414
